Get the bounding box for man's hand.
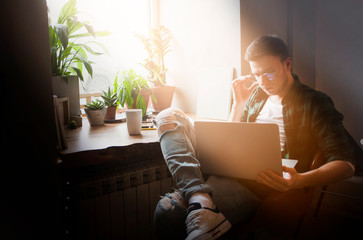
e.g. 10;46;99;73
256;160;354;192
228;76;259;122
256;166;302;192
231;76;259;105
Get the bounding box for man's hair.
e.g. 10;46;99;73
244;35;290;61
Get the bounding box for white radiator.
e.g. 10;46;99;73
62;159;175;240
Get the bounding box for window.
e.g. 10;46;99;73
47;0;150;96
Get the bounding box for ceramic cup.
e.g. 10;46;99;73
125;109;142;135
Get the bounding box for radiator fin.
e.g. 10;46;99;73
65;160;175;240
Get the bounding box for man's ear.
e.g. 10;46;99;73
284;57;293;72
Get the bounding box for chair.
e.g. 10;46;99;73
226;150;326;239
314;176;363;217
314;136;363;218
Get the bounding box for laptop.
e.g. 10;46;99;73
194;121;297;180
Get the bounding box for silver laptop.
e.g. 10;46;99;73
195;121;297;180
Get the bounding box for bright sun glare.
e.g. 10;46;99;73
47;0;150;93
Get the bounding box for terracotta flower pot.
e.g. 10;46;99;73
126;89;151;115
151;85;176;112
105;106;117;120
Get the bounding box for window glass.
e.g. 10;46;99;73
47;0;149;95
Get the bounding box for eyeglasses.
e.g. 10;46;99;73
250;62;283;81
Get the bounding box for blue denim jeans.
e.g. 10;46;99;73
155;108;213;200
153;108;264;238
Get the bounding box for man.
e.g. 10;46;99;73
153;35;360;240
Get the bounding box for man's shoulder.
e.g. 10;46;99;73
291;80;333;105
291;81;343;121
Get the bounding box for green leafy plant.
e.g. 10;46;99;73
135;25;171;87
101;87;118;107
117;69;153;116
48;0;110;81
69;120;78;129
84;99;105;110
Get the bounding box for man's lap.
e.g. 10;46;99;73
206;175;261;224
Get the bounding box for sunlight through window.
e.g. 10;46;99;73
47;0;150;94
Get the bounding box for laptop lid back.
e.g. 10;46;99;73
195;121;282;180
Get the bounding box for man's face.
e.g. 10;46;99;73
249;55;291;96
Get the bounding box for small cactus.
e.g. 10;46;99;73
84;99;105;110
101;87;118;107
69;120;77;129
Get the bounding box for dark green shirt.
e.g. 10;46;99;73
241;74;361;173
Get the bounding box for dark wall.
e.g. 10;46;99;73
240;0;289;76
0;0;62;238
315;0;363;146
240;0;362;145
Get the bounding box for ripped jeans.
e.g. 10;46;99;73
154;108;212;199
153;108;267;238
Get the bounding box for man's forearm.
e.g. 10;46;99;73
298;160;354;188
228;103;245;122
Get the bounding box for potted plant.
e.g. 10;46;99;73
136;25;175;112
117;69;152;117
101;87;118;120
84;99;106;126
49;0;110;117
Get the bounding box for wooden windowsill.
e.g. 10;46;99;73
59;117;160;169
61;117;159;155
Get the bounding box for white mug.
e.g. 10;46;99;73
125;109;142;135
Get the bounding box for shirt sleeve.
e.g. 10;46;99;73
310;92;357;170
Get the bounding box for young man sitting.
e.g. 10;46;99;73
153;35;361;240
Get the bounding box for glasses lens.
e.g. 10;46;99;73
265;72;275;81
251;62;281;81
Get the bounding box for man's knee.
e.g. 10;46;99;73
154;107;188;136
158;107;187;118
154;191;187;239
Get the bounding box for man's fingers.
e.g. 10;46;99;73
282;165;295;173
264;169;289;186
233;75;253;83
257;170;289;192
232;77;257;91
257;174;287;192
248;81;259;90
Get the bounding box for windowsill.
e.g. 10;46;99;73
58;117;161;169
61;117;158;155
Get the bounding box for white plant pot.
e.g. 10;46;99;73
52;75;81;117
85;108;106;126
